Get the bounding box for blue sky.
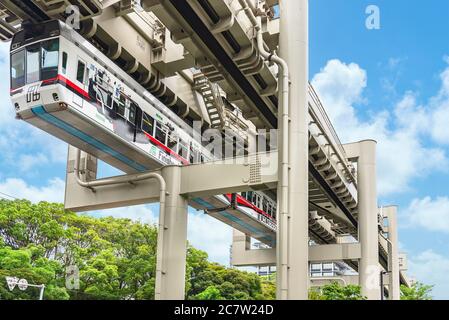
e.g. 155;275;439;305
1;0;449;299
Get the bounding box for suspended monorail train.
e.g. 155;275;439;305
9;20;277;244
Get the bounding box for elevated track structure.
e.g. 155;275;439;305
2;0;410;300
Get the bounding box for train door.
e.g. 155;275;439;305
73;57;87;107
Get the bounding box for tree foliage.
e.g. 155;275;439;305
1;199;436;301
0;199;270;300
309;282;366;300
0;200;160;300
400;282;433;300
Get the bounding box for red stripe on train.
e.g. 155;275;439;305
143;132;190;165
56;74;90;99
226;194;274;220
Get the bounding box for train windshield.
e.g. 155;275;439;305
10;39;59;90
41;40;59;79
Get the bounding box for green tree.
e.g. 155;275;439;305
195;286;223;300
400;282;433;300
0;246;69;300
0;199;159;300
0;199;270;300
257;276;276;300
309;282;366;300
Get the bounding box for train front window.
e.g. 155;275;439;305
41;40;59;80
26;44;40;84
11;50;25;90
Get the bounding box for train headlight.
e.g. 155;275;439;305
14;103;20;111
53;93;59;101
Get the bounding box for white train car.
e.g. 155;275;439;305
9;20;277;245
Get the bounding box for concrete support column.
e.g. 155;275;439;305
278;0;309;300
155;166;188;300
385;206;400;300
66;145;98;181
357;140;381;300
232;229;251;252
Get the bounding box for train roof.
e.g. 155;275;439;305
11;20;62;51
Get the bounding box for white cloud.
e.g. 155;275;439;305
0;177;65;203
407;196;449;233
0;42;15;126
0;42;67;168
429;57;449;144
91;204;157;224
18;153;49;172
312;59;448;196
408;250;449;300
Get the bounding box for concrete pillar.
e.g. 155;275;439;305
385;206;400;300
155;166;188;300
357;140;381;300
66;145;97;182
232;229;251;251
278;0;309;300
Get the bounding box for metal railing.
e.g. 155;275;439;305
308;84;357;185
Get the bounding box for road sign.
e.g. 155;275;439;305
5;277;18;291
18;278;29;291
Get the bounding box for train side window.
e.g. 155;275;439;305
141;113;154;136
189;144;194;163
155;122;168;145
117;101;126;118
190;145;199;164
76;60;86;84
168;134;178;150
26;44;40;84
178;139;188;158
11;50;25;90
62;52;68;74
128;102;137;124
